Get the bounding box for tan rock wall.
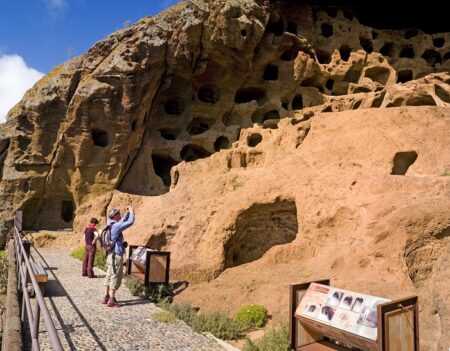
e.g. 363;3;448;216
1;1;450;348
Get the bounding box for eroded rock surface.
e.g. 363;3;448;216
1;1;450;348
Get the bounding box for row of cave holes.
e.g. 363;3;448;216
234;88;303;109
319;66;412;91
91;98;303;148
164;85;221;116
163;64;290;116
152;137;230;186
329;81;450;111
319;25;449;68
26;153;418;230
383;84;450;107
152;132;265;187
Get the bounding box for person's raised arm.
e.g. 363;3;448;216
116;206;135;232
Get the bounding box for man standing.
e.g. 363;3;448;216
103;206;135;307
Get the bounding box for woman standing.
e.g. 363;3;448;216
82;217;99;278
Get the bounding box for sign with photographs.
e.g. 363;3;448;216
295;283;390;341
129;246;151;264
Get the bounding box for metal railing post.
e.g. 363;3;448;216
12;211;64;351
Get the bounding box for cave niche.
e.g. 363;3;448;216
187;117;215;135
91;129;109;147
180;144;211;162
224;200;298;268
391;151;418;175
198;84;221;104
152;154;178;187
22;197;75;230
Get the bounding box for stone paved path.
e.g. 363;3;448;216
25;247;226;351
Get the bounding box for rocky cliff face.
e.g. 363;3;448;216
1;0;450;348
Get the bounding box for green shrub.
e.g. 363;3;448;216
146;283;174;304
242;340;259;351
70;246;84;261
191;310;242;340
152;310;178;324
70;246;107;271
158;302;241;340
0;250;8;295
125;276;146;297
94;250;106;271
237;304;269;329
125;277;174;304
242;323;291;351
159;301;198;326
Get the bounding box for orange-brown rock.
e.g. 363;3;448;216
1;1;450;348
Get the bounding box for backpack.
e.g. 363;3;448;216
100;225;115;253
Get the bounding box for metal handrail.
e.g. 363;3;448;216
13;211;63;351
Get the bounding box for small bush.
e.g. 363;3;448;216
441;170;450;176
152;310;178;324
242;340;259;351
70;246;107;271
94;250;106;271
125;276;146;297
125;277;174;303
192;311;242;340
159;301;198;326
236;304;269;329
70;246;84;261
158;302;241;340
147;283;174;304
242;323;291;351
0;250;8;295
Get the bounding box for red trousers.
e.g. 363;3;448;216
82;244;96;277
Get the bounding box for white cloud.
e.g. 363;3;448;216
46;0;67;9
0;55;44;123
43;0;68;20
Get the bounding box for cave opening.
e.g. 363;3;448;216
391;151;418;175
197;84;221;104
91;129;109;147
214;136;230;151
180;144;211;162
164;97;185;115
248;133;263;147
235;87;266;104
152;154;178;187
263;64;279;81
223;200;298;268
292;94;303;110
397;70;413;83
187;117;215;135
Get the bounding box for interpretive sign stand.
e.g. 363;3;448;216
289;280;419;351
127;245;170;285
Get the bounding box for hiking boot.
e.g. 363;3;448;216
102;295;110;304
107;298;122;308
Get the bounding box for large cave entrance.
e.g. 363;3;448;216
224;199;298;268
22;197;75;230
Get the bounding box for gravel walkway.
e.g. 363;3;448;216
24;247;226;351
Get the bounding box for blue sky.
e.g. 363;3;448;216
0;0;179;122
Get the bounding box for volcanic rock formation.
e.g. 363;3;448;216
1;1;450;348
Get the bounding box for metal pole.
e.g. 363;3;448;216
13;218;64;351
32;303;41;347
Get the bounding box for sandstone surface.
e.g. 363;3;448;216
1;1;450;348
